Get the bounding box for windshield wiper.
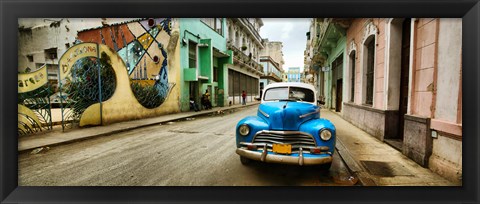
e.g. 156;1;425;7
279;99;296;102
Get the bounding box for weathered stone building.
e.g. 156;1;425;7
225;18;264;105
259;56;283;91
259;39;285;92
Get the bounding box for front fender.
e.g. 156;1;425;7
298;118;336;153
236;116;269;147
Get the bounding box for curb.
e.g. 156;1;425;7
335;138;377;186
20;102;260;153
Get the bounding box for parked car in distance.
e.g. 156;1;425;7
235;82;336;170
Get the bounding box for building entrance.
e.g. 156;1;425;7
332;54;343;112
398;18;411;141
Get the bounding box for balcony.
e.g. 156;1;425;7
261;71;282;82
228;42;264;76
313;18;352;64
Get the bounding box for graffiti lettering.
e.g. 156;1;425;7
67;46;97;64
59;43;98;80
18;65;48;93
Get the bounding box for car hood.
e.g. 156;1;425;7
257;101;320;131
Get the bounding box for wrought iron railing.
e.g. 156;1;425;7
18;84;53;135
227;42;263;74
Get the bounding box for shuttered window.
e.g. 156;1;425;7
365;39;375;105
188;41;197;68
350;52;356;102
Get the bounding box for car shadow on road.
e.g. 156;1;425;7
238;153;358;186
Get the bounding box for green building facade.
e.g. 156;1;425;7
316;22;347;112
179;18;233;111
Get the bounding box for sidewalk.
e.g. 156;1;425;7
322;109;459;186
19;101;260;153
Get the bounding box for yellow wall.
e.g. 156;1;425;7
79;23;181;126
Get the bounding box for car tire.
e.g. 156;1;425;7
240;156;251;165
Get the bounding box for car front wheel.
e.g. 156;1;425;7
240;156;251;165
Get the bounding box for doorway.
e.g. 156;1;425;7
397;18;411;141
336;79;343;112
332;54;343;112
382;18;412;151
190;81;199;105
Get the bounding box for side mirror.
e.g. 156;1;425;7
254;97;261;101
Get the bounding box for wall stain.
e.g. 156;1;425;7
427;83;434;92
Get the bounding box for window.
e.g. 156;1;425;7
188;41;197;68
350;51;356;102
44;48;57;60
235;31;240;47
201;18;223;35
365;38;375;105
213;67;218;82
27;55;34;62
215;18;223;35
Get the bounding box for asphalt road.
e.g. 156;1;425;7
19;105;358;186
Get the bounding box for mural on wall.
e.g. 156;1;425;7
17;64;53;135
77;18;175;109
57;42;117;130
54;18;179;128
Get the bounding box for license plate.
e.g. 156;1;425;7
272;143;292;154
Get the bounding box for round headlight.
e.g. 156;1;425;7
239;124;250;136
319;129;332;141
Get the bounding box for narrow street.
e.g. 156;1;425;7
19;105;357;186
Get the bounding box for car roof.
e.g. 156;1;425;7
264;82;315;91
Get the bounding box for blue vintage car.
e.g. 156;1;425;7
235;82;336;169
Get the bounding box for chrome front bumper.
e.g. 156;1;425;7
236;147;332;166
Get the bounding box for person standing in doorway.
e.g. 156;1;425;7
202;89;212;109
242;90;247;105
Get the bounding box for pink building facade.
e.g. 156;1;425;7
341;18;461;183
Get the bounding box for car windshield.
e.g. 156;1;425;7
263;87;314;102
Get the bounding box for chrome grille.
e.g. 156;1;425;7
252;130;317;150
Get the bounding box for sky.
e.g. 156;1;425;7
260;18;311;72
